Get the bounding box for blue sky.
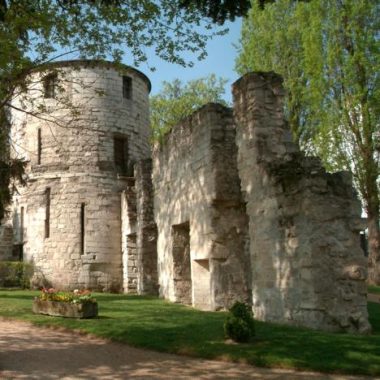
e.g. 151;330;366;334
50;18;243;103
131;19;243;103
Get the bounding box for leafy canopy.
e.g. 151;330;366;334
150;74;228;140
0;0;244;221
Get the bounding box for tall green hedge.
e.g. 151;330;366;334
0;261;33;288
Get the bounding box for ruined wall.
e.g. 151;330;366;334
9;60;151;291
152;104;250;310
233;72;370;333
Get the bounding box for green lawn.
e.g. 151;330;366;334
0;290;379;376
369;285;380;295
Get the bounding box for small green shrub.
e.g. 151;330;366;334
224;301;255;343
0;261;34;288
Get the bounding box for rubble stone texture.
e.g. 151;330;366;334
0;60;371;333
152;104;250;310
233;72;370;333
121;160;158;295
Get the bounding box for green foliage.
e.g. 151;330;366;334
0;157;27;220
0;1;236;221
369;285;380;295
236;0;379;173
0;261;33;288
237;0;308;141
0;1;229;70
0;290;379;376
0;106;27;220
150;74;228;140
178;0;251;23
224;315;252;342
224;301;255;342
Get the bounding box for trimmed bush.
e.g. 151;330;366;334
224;301;255;343
0;261;34;288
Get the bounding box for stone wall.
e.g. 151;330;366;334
233;72;370;333
7;60;151;291
152;103;250;310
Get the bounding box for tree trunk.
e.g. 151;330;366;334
367;195;380;285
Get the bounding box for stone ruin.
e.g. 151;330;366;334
0;60;371;333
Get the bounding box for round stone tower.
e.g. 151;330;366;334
10;60;151;291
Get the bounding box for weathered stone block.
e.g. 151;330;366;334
32;299;98;318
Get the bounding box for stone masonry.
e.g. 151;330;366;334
152;103;253;310
0;60;371;333
152;72;370;332
233;72;370;333
121;159;158;295
4;60;151;291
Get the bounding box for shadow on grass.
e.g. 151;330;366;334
94;294;159;302
81;313;380;376
0;290;379;376
0;293;36;300
368;302;380;333
95;316;114;320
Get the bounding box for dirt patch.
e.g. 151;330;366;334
0;319;374;380
368;293;380;303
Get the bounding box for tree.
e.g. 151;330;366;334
0;0;253;221
150;75;228;140
236;0;380;284
0;0;315;221
179;0;251;23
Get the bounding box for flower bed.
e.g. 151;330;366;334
33;288;98;318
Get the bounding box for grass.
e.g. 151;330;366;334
0;290;379;376
369;285;380;294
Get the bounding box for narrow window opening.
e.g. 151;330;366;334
19;206;24;260
45;187;50;238
80;203;85;254
360;231;368;257
37;128;42;164
44;74;57;99
114;136;129;175
122;76;132;99
20;206;24;243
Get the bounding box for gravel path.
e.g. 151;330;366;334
0;319;376;380
368;293;380;303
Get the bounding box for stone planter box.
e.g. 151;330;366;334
33;298;98;318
